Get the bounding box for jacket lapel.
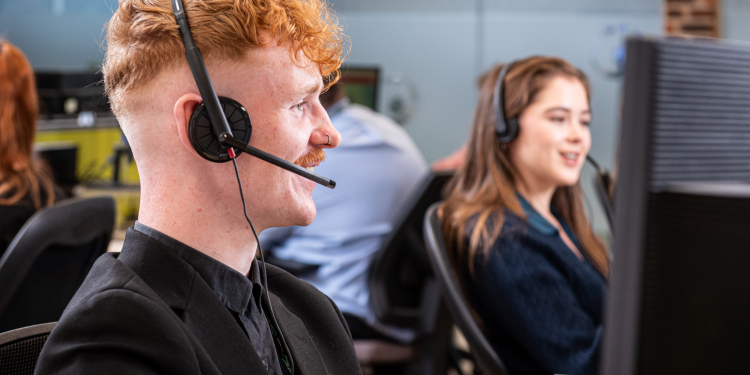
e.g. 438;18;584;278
118;229;266;375
182;274;267;375
265;293;328;375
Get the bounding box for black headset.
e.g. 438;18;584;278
493;61;520;144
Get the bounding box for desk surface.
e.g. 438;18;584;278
38;116;119;131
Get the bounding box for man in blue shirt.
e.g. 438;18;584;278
261;83;428;343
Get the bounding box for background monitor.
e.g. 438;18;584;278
601;37;750;374
35;142;78;196
35;72;110;118
337;65;379;111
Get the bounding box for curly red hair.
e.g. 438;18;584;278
103;0;346;115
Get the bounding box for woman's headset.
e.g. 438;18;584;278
493;61;520;144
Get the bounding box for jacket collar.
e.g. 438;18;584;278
117;229;266;375
132;221;263;314
117;228;332;375
117;228;193;311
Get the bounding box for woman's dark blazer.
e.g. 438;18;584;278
460;197;607;375
34;228;362;375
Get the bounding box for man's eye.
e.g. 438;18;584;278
294;102;306;111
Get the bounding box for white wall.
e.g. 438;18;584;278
17;0;750;235
724;0;750;43
338;9;662;235
0;1;112;71
338;11;478;164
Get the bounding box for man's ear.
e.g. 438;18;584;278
174;93;203;158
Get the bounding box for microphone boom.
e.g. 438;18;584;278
220;135;336;189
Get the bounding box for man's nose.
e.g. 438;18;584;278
312;113;341;148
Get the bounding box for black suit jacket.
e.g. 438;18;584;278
35;229;362;375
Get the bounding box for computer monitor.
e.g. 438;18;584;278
35;141;78;197
601;37;750;374
337;66;379;111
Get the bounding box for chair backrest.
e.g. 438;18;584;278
368;171;454;328
592;169;615;230
0;322;56;375
0;197;115;332
423;202;508;375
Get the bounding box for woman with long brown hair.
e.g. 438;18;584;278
0;40;62;254
441;56;608;375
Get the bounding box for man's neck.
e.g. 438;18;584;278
136;171;259;276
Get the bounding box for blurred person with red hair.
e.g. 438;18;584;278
0;40;63;256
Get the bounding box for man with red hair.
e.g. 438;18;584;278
35;0;361;374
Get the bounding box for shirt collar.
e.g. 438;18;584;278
516;194;559;236
516;194;584;252
133;221;263;314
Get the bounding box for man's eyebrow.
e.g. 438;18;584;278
299;80;322;96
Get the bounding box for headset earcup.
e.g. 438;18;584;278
189;97;252;163
497;117;520;144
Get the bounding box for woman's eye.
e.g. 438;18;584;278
581;120;591;127
550;117;565;123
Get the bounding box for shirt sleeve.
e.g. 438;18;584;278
469;235;601;375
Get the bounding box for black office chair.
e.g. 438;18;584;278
423;202;508;375
586;155;615;229
356;171;453;374
0;322;56;375
0;197;115;332
369;171;454;328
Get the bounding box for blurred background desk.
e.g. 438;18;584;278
36;116;139;252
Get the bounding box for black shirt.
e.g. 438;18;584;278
134;221;284;375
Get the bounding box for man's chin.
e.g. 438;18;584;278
291;205;317;227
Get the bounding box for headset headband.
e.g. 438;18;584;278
493;61;520;143
493;63;511;132
171;0;234;143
